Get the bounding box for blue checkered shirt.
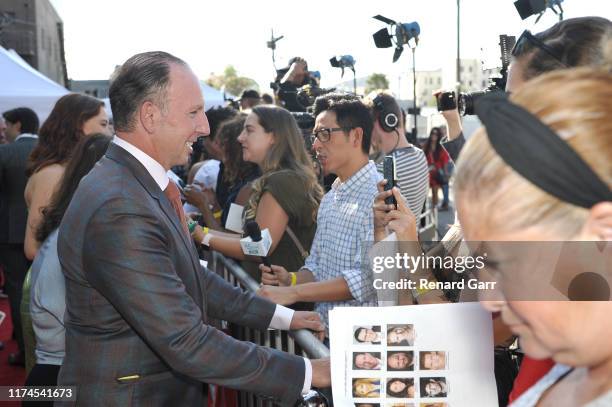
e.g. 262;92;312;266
301;161;381;329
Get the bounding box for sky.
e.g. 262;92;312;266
50;0;611;95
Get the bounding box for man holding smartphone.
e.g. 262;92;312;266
369;92;429;218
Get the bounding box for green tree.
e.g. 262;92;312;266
206;65;259;96
365;73;390;94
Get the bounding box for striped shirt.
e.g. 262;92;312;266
376;146;429;216
302;161;381;330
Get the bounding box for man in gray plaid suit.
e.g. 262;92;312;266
57;51;329;406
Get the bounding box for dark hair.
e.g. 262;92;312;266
109;51;186;132
190;106;238;165
386;378;412;398
387;351;414;371
217;114;259;185
313;92;373;154
424;127;443;161
514;17;612;80
261;93;274;104
27;93;104;176
354;327;366;342
206;106;238;141
36;133;111;242
2;107;39;134
370;92;402;129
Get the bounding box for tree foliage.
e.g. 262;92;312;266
206;65;259;96
365;73;390;94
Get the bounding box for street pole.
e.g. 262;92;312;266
412;46;417;141
456;0;461;94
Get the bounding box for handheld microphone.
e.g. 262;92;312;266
242;221;273;267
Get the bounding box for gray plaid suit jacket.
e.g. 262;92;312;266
57;143;304;406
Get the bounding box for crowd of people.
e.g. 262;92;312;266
0;15;610;407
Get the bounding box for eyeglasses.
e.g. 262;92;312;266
310;127;351;143
511;30;568;68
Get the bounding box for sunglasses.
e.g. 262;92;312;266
511;30;569;68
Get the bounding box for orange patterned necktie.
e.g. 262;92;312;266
164;182;189;236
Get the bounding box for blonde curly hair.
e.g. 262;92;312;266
454;68;612;238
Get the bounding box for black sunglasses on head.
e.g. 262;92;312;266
511;30;569;68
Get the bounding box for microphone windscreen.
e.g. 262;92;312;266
244;221;262;242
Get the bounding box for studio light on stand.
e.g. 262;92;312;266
372;15;421;140
514;0;565;22
267;28;284;74
329;55;357;94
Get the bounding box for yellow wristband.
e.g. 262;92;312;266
202;227;209;235
290;272;297;286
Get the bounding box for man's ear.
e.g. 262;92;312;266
351;127;364;149
14;121;22;134
579;202;612;241
139;101;158;134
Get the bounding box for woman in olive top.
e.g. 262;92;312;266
193;105;323;282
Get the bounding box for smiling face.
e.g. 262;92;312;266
151;64;209;169
356;328;379;343
389;380;406;394
355;353;379;369
82;106;111;136
388;326;414;345
422;352;446;370
425;381;443;396
237;112;275;166
387;352;410;370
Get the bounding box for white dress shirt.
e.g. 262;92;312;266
113;136;311;394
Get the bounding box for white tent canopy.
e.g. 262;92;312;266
200;82;233;109
0;45;68;123
0;45;232;123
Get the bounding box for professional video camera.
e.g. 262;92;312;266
437;34;516;116
270;57;335;112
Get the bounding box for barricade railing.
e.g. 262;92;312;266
209;251;330;406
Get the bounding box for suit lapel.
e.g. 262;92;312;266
105;144;201;273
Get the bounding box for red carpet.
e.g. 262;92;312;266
0;297;25;406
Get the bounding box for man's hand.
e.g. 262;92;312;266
310;358;331;388
433;89;463;141
290;311;325;341
385;188;418;241
256;285;298;306
260;264;291;286
373;179;396;232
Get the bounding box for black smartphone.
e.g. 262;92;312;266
436;91;457;111
383;155;397;208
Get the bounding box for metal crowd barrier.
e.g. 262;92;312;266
209;251;330;406
418;202;438;241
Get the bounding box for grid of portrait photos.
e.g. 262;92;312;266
350;324;450;406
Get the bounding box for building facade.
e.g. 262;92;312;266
0;0;67;86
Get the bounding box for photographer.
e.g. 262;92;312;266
436;16;612;164
274;57;319;112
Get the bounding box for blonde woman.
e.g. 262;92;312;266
193;105;323;281
454;68;612;406
353;378;381;398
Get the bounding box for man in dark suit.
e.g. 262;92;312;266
0;107;39;365
57;51;329;406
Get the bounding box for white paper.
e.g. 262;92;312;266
329;303;498;407
225;203;244;233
